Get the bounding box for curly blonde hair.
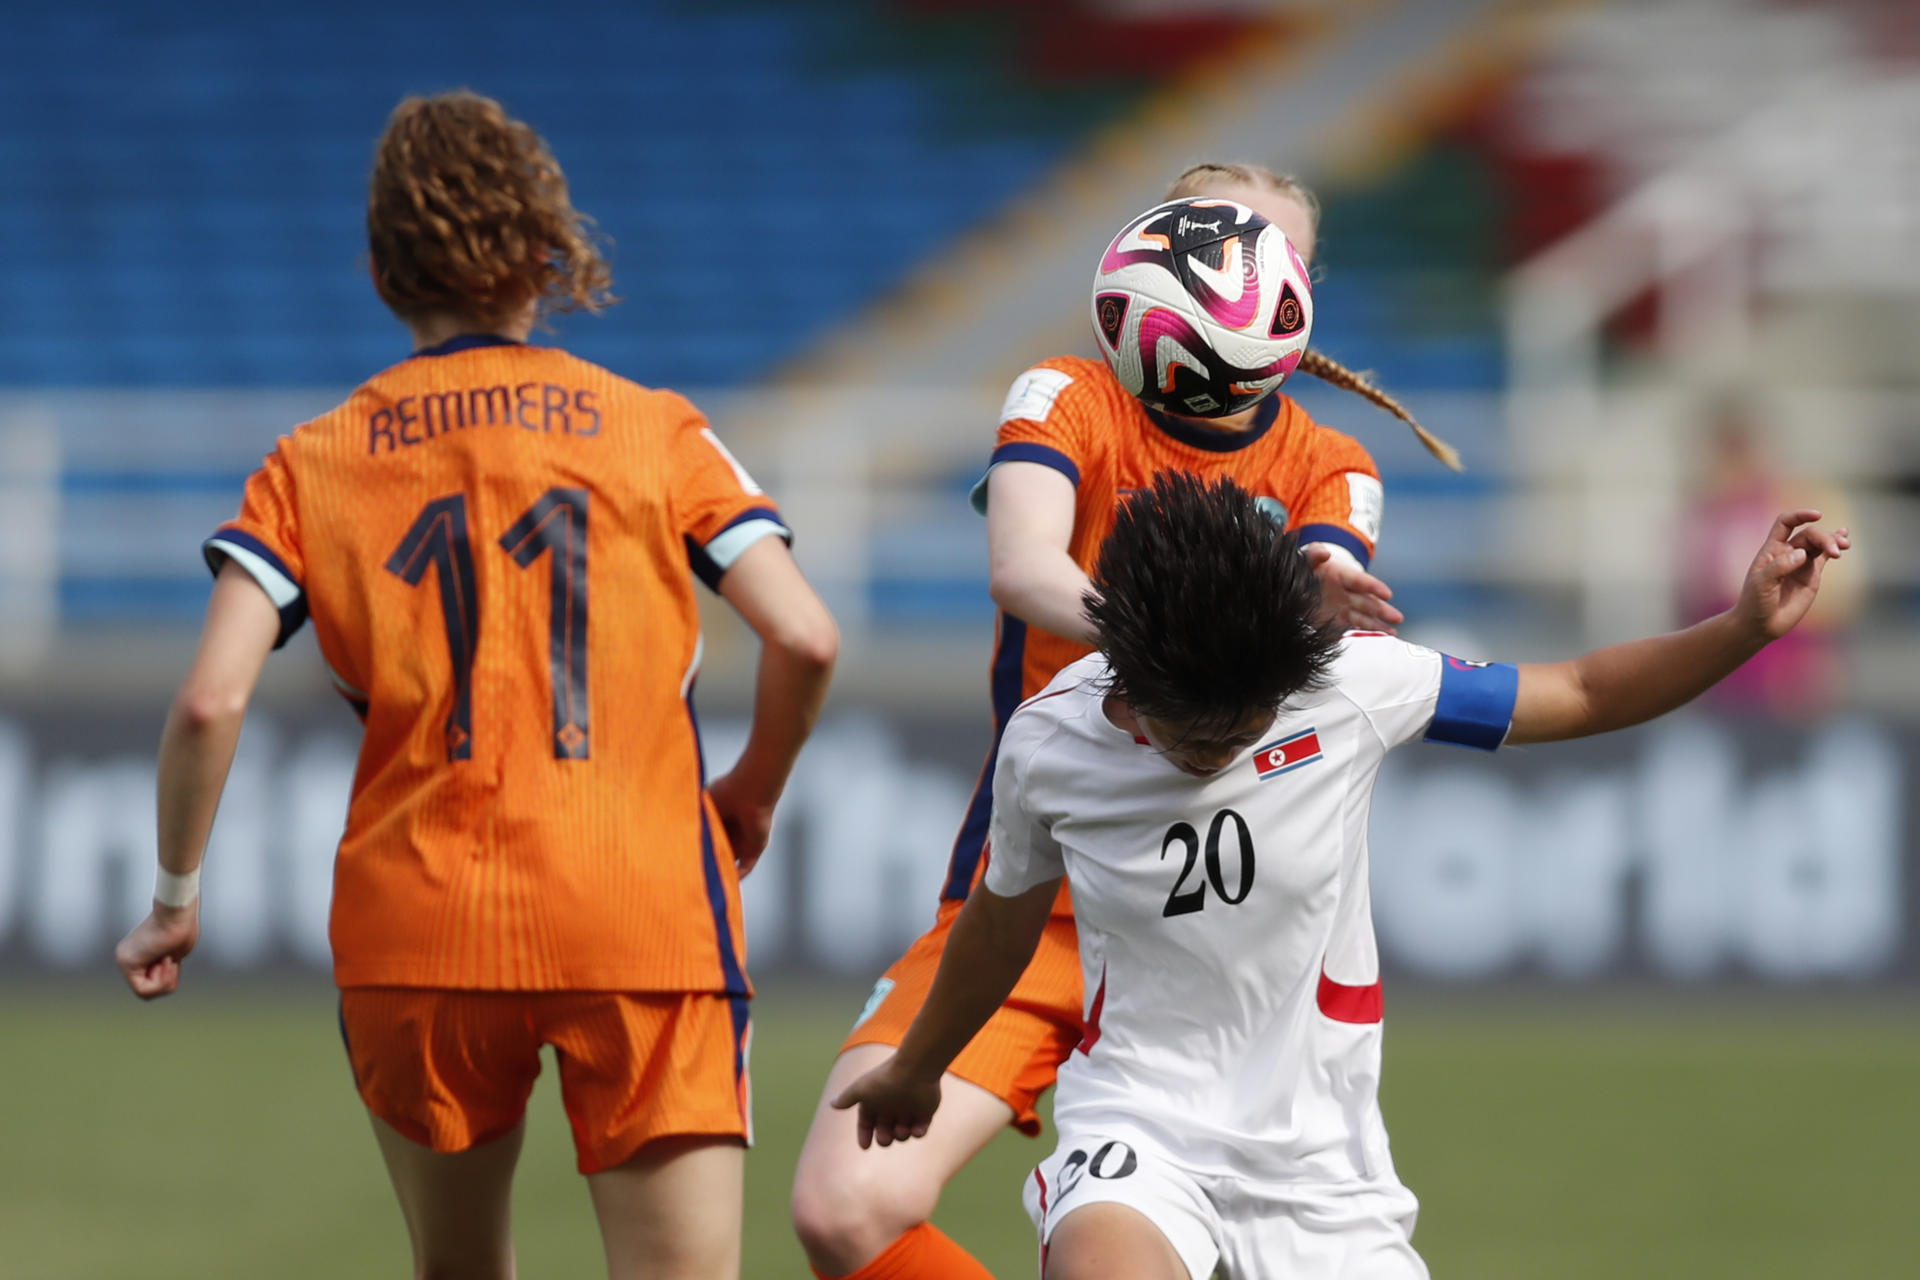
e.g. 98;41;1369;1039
1167;162;1461;470
368;91;614;327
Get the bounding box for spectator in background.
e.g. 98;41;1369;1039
1680;397;1863;720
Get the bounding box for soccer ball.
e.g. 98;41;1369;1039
1091;197;1313;418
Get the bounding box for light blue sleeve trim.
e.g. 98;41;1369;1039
704;518;789;573
205;536;300;609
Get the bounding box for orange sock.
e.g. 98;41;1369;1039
811;1223;997;1280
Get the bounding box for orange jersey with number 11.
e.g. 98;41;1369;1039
207;335;787;993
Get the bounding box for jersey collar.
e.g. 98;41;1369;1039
1142;392;1281;454
413;333;525;358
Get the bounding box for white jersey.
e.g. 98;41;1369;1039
983;633;1518;1190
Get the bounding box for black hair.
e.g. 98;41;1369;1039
1084;472;1343;736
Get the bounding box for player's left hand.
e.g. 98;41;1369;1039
707;768;776;877
115;901;200;1000
1305;545;1403;633
1735;509;1849;641
831;1056;943;1149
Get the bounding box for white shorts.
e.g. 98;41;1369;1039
1023;1132;1428;1280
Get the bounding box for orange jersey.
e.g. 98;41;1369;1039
206;335;786;992
943;355;1384;903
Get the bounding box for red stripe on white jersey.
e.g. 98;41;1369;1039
1076;963;1108;1055
1316;965;1383;1024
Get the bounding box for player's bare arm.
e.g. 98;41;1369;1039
115;563;281;999
1508;509;1848;745
986;459;1097;645
831;876;1060;1148
711;535;839;874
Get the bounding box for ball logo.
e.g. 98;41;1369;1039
1095;292;1130;350
1254;728;1323;780
1269;282;1305;337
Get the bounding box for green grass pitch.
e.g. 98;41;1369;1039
3;983;1917;1277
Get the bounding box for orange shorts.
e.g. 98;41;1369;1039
339;988;751;1175
842;899;1083;1135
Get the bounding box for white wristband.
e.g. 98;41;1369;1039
155;867;201;908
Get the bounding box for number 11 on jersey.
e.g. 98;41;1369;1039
387;487;592;762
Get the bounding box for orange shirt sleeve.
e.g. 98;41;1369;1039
1289;424;1384;568
969;360;1102;514
202;439;309;647
666;394;791;591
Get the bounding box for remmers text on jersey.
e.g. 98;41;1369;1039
369;384;602;453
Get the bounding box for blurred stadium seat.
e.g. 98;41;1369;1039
0;0;1164;390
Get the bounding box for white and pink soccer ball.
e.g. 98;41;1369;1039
1091;197;1313;419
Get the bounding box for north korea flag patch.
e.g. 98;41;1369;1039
1254;728;1323;780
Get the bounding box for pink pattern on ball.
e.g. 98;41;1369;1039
1190;236;1261;330
1136;306;1207;392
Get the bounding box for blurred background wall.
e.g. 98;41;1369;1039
2;0;1916;985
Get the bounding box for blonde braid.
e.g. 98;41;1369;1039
1298;350;1462;471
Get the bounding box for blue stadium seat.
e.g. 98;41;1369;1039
3;0;1092;389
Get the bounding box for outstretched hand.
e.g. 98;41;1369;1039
1736;509;1849;641
830;1055;943;1149
1305;545;1403;633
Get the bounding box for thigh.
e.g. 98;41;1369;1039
541;991;750;1176
370;1112;524;1280
1217;1185;1427;1280
588;1134;744;1280
791;1042;1020;1269
844;905;1084;1134
340;987;542;1155
1026;1136;1220;1280
1045;1203;1193;1280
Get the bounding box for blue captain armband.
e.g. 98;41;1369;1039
1425;656;1519;751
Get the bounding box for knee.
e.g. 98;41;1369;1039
790;1152;939;1272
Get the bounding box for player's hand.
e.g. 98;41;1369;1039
707;768;777;877
115;901;200;1000
1305;545;1403;633
830;1056;943;1149
1734;509;1849;642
